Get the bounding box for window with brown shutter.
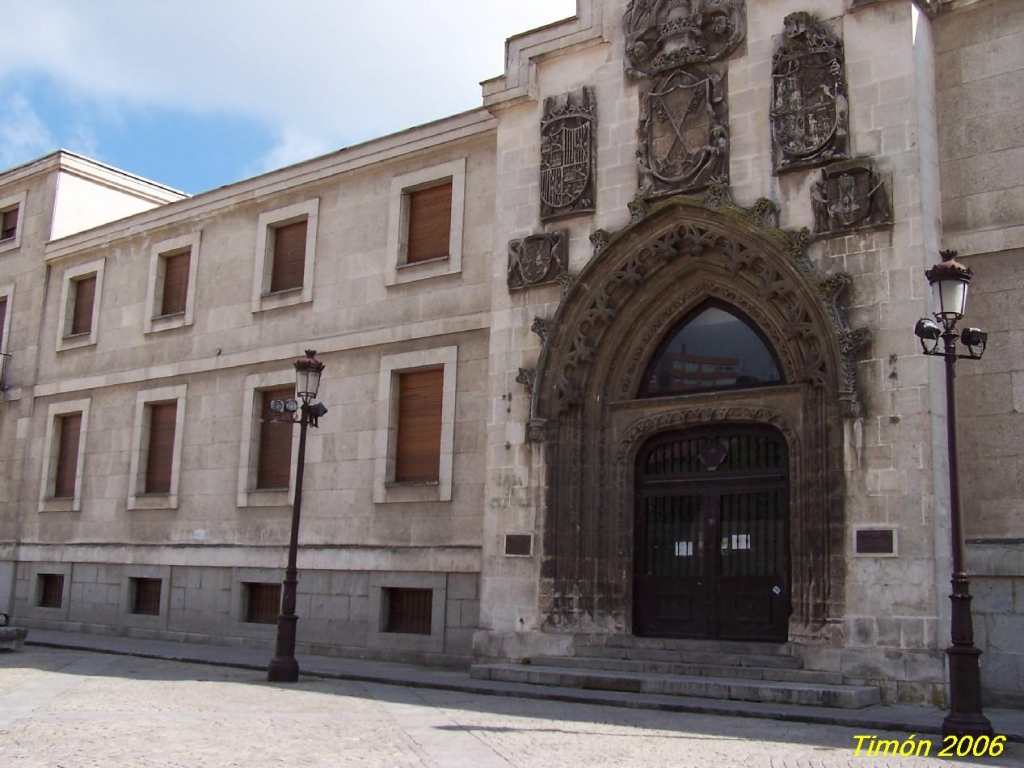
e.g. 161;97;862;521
54;413;82;498
0;297;7;344
38;574;64;608
131;577;162;615
69;275;96;336
269;220;307;293
395;368;443;483
256;386;294;489
406;182;452;264
244;582;281;624
144;402;177;494
159;251;190;317
0;206;17;241
384;587;433;634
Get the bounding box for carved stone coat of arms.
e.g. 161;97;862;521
540;88;596;222
624;0;746;79
508;230;569;291
770;12;850;173
812;160;892;237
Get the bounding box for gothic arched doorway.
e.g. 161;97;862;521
633;425;790;641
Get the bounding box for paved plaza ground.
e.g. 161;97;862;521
1;646;1022;767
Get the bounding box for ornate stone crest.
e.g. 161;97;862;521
541;87;596;221
624;0;747;79
638;66;729;198
508;230;569;291
811;160;892;237
770;13;849;173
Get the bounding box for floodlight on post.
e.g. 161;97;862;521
915;251;992;738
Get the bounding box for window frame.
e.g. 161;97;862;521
251;199;319;313
237;370;300;508
0;281;13;381
145;233;201;334
56;258;105;352
0;190;27;252
127;384;187;510
368;572;446;654
119;565;171;628
39;398;91;512
374;346;457;504
385;158;466;287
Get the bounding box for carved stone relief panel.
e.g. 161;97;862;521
540;87;596;222
637;66;729;198
770;12;850;174
508;230;569;290
624;0;747;79
811;159;892;237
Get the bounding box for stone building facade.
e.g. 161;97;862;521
1;0;1022;706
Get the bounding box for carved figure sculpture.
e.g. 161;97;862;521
541;88;596;221
508;230;569;290
770;12;850;173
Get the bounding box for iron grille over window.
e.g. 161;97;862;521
244;582;281;624
131;578;162;616
38;574;64;608
384;587;432;635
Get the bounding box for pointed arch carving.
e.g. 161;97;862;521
528;194;860;641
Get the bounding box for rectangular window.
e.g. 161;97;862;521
395;369;443;483
406;182;452;264
159;250;191;317
69;275;96;336
384;587;432;635
244;582;281;624
54;413;82;499
269;220;307;293
131;577;162;616
256;386;295;489
144;402;177;494
38;574;64;609
0;206;17;241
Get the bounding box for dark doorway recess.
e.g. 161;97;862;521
633;425;790;641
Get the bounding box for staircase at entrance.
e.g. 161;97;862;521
471;636;881;710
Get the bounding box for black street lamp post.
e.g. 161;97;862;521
914;251;992;738
267;350;327;683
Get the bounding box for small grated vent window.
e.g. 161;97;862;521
131;577;162;616
38;574;64;608
384;587;432;635
244;582;281;624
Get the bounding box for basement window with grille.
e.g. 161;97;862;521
383;587;433;635
244;582;281;624
131;578;162;616
38;574;65;609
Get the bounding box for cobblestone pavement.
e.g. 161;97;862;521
2;647;1021;767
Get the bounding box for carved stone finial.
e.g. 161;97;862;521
516;367;537;392
508;230;569;291
541;87;596;222
556;271;577;296
531;317;553;345
590;229;611;256
811;160;892;237
771;13;849;173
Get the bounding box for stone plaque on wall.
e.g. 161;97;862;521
812;159;892;237
638;66;729;198
508;230;569;290
540;88;596;222
770;12;850;174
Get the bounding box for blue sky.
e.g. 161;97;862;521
0;1;578;195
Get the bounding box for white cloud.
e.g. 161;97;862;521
0;1;579;173
0;93;53;167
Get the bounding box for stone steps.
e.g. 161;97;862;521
528;654;843;685
573;646;804;669
470;663;881;709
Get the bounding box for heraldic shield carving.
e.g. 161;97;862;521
507;230;569;291
638;67;729;198
624;0;747;79
770;12;850;174
540;88;596;222
812;160;892;237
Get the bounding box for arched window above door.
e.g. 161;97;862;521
639;302;784;398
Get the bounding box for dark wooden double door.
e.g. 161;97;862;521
633;426;790;641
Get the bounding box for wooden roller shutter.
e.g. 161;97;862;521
269;220;307;293
406;182;452;264
70;275;96;336
54;413;82;498
159;251;191;316
0;207;17;240
256;386;294;489
0;297;7;344
395;369;443;482
144;402;177;494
